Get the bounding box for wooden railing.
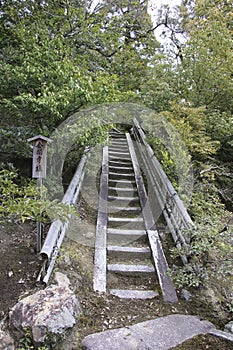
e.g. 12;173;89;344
132;118;193;264
37;151;88;284
37;119;193;284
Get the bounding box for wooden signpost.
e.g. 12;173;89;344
27;135;52;253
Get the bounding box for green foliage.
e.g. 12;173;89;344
205;110;233;161
177;0;233;112
162;102;220;160
159;0;233;163
16;327;49;350
139;56;178;112
140;112;193;204
170;187;233;289
16;327;34;350
146;135;178;189
0;166;74;224
0;0;159;159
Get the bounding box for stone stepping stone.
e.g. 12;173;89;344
82;315;216;350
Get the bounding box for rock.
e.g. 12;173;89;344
64;254;71;266
9;281;81;346
180;289;192;301
82;314;215;350
0;328;15;350
55;272;71;287
225;321;233;334
210;329;233;342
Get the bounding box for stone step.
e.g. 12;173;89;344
109;289;159;299
107;228;147;241
109;166;133;172
108;179;136;184
108;217;143;223
107;263;155;275
109;187;137;192
108;140;129;149
110;135;127;139
109;132;125;136
109;146;129;151
108;207;141;217
109;151;129;156
109;150;130;155
108;195;139;201
109;155;131;161
108;206;142;213
110;142;128;147
107;228;146;235
110;137;127;141
109;172;135;178
108;216;144;229
109;159;132;165
108;163;133;169
108;183;137;191
107;245;151;258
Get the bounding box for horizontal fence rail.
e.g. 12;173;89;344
37;152;88;284
132;118;193;265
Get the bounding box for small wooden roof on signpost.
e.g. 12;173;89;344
27;135;52;143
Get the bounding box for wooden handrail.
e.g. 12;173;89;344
37;151;89;284
132;118;193;264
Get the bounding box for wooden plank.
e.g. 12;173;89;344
133;118;193;228
126;133;178;303
147;230;178;303
40;153;88;260
132;120;191;263
93;146;109;293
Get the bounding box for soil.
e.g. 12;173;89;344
0;218;232;349
0;222;41;321
171;334;233;350
56;237;233;350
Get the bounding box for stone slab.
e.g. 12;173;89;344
209;329;233;342
107;263;155;274
107;245;151;259
110;289;159;299
82;314;215;350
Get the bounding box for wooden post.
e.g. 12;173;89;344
37;177;43;253
27;135;52;253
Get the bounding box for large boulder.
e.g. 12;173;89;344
9;272;80;347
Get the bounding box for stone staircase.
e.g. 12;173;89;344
93;131;178;302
